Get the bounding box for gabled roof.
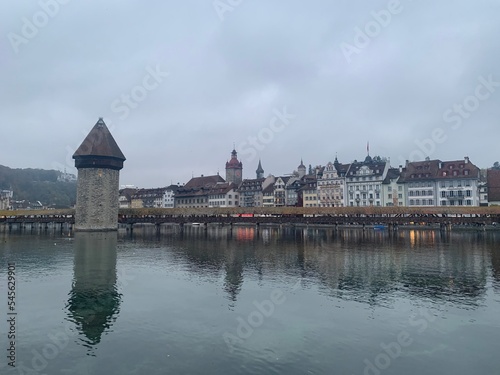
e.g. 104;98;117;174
436;159;479;180
335;163;351;176
119;188;138;200
208;182;236;195
262;183;275;194
276;176;291;184
184;175;225;189
347;160;386;177
382;168;401;184
399;160;440;182
131;187;171;200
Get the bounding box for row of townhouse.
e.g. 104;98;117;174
239;156;499;208
120;147;500;209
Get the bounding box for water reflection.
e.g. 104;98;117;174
66;232;121;353
124;225;499;309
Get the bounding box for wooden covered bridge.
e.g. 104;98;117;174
1;207;499;231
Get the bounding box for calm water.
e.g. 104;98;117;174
0;225;499;375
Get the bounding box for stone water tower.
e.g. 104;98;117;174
73;118;126;231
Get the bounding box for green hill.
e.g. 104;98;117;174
0;165;76;207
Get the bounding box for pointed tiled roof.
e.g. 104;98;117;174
73;118;125;160
256;159;264;174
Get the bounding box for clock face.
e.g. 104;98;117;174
235;170;241;177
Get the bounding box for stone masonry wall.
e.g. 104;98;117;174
75;168;120;231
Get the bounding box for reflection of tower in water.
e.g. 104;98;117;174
66;232;121;351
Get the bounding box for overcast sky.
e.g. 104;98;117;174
2;0;499;187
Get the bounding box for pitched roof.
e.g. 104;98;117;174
382;168;402;184
487;169;500;202
73;118;125;160
399;159;440;182
262;183;275;194
347;160;386;177
208;182;236;195
184;175;225;189
335;163;351;176
399;158;480;182
436;159;479;180
131;187;170;200
119;188;138;200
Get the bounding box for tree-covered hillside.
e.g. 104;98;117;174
0;165;76;207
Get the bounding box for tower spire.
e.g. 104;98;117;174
256;159;264;179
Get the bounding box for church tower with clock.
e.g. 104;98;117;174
225;148;243;185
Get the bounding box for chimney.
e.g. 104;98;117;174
465;156;469;163
399;165;403;173
438;161;442;169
